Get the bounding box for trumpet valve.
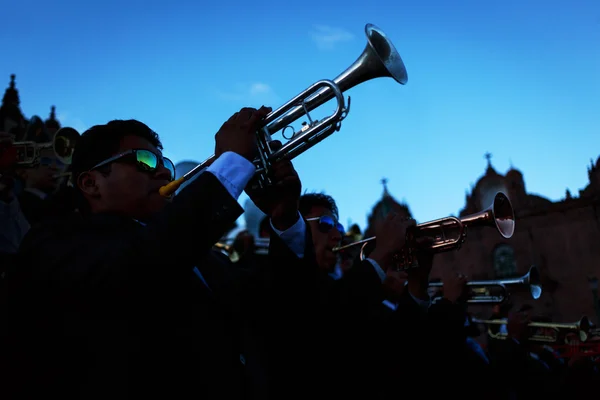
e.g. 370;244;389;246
391;248;419;271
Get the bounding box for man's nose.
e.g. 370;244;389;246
154;164;172;180
329;228;342;244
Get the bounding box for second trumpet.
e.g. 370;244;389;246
333;191;515;270
428;266;542;304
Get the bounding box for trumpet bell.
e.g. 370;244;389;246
362;24;408;85
527;266;543;300
460;192;515;239
53;127;80;165
492;192;515;239
580;316;592;333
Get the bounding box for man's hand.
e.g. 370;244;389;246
382;270;408;302
368;213;416;271
245;140;301;231
214;106;271;162
507;311;531;342
441;270;468;303
407;236;435;279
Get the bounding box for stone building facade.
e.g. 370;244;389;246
365;155;600;325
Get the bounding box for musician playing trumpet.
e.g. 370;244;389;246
5;106;324;400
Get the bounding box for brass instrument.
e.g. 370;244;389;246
333;192;515;270
428;265;542;304
159;23;408;197
213;237;270;262
551;342;600;359
13;127;80;166
52;127;79;164
473;316;592;343
174;161;200;195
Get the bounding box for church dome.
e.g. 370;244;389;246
506;167;523;181
364;178;412;237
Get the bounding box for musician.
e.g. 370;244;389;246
13;144;70;225
0;131;29;274
282;192;495;399
4;107;311;400
340;223;485;398
486;308;558;399
249;191;446;398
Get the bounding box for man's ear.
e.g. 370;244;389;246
77;171;100;198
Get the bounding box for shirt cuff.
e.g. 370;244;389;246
364;258;387;283
206;151;255;200
270;212;306;258
382;300;398;311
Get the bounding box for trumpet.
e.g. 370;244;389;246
473;316;592;343
333;192;515;270
13;127;80;166
159;23;408;197
213;237;270;262
428;266;542;304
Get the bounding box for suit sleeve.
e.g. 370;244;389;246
16;171;243;294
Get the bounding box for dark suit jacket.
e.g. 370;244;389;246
487;339;558;399
366;290;482;399
16;184;75;228
4;172;267;400
252;233;387;399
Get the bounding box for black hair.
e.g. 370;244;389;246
299;192;339;220
70;119;163;212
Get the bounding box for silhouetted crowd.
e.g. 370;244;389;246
1;109;599;400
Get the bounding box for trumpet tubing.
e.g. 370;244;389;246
159;23;408;197
332;192;515;270
428;266;542;304
473;316;592;343
213;237;270;262
13;141;52;165
13;127;80;166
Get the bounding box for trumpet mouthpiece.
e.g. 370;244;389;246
159;179;183;197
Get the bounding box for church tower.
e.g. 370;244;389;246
45;105;62;137
0;74;27;138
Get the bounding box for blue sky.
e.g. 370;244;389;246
2;0;599;232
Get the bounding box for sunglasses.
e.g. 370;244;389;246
91;149;176;181
306;215;344;235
